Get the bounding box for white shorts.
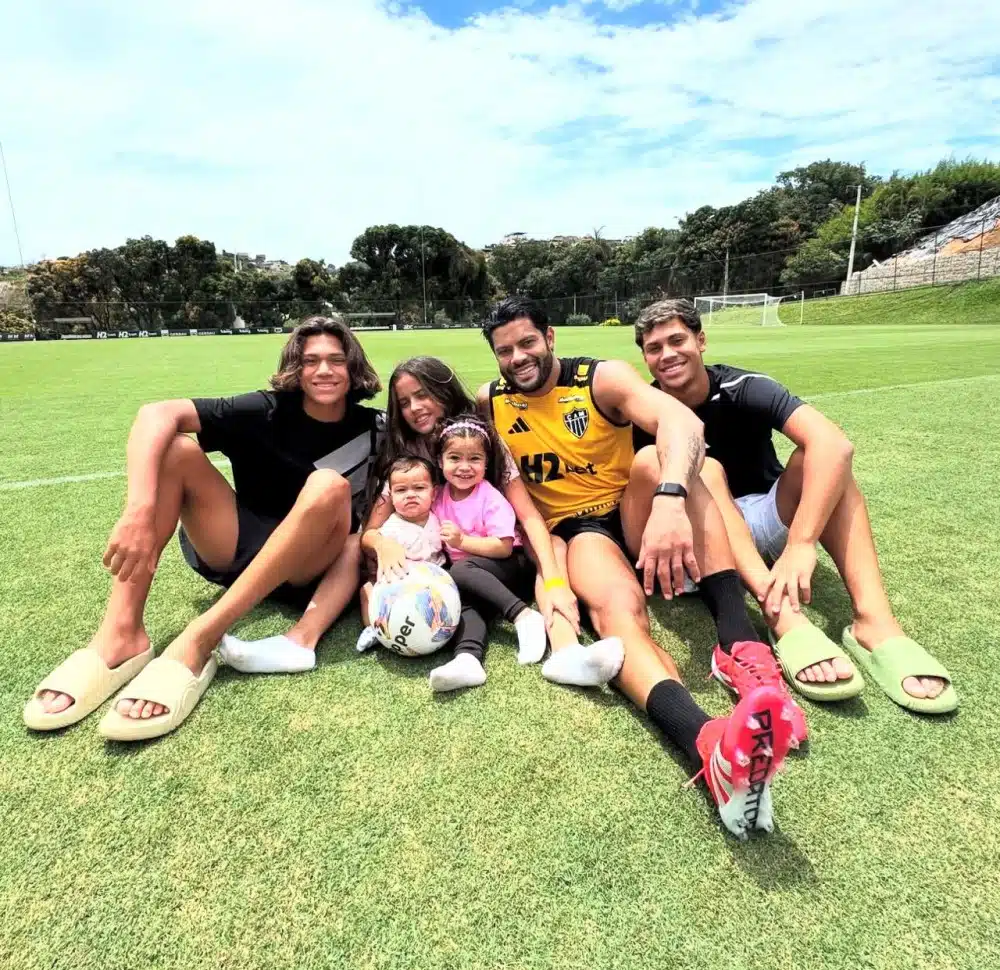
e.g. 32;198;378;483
734;480;788;564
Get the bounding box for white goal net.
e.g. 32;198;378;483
693;293;786;327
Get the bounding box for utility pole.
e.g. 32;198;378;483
845;183;863;293
420;226;428;327
0;140;25;268
722;245;730;299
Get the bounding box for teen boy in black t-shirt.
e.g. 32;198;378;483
633;298;955;714
633;360;805;551
192;389;381;523
24;316;384;741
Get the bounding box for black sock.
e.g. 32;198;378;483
645;679;711;771
699;569;758;654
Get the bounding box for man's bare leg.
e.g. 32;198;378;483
619;445;762;659
116;469;354;718
566;533;681;694
284;534;362;649
562;533;720;771
530;536;577;653
777;449;945;700
700;458;853;686
566;530;801;837
521;535;625;684
221;533;363;671
37;435;240;715
615;445;813;750
620;445;735;576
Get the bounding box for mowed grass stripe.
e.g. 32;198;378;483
3;322;1000;483
0;459;233;491
4;372;999;492
2;371;998;491
1;319;998;970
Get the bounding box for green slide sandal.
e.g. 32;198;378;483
769;624;865;702
841;629;958;714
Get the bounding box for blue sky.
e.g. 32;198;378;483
1;0;998;266
409;0;725;29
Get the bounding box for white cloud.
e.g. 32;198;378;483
0;0;997;265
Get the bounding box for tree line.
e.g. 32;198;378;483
3;155;998;334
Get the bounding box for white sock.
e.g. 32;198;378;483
541;637;625;688
219;634;316;674
429;653;487;693
513;608;547;665
356;626;379;653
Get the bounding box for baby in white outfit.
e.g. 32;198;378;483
378;506;446;567
357;456;446;651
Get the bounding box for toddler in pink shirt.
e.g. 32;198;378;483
426;415;547;692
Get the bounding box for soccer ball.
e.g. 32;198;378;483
370;562;462;657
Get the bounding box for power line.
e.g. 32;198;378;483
0;140;25;268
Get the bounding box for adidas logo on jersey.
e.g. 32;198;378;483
508;416;531;434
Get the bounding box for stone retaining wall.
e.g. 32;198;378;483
842;245;1000;294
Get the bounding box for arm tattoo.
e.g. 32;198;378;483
684;430;705;483
655;422;705;489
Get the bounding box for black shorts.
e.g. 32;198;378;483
178;501;320;612
551;507;630;560
552;507;696;596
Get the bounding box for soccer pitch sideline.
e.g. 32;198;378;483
1;317;999;970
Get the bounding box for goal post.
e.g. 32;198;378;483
693;293;788;327
761;295;785;328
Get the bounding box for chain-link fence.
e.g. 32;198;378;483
5;199;1000;338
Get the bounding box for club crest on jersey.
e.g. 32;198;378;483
563;407;589;439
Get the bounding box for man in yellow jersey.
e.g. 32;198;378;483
478;297;807;839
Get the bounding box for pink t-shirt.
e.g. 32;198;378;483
432;480;521;562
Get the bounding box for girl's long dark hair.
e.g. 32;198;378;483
437;414;509;491
364;356;476;519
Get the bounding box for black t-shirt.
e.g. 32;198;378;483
633;364;804;499
192;390;385;524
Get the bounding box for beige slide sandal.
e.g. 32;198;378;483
24;646;155;731
98;655;218;741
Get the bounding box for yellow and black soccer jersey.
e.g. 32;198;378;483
489;357;634;528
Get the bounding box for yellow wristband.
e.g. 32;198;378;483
544;577;567;591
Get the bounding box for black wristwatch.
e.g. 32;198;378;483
653;482;688;500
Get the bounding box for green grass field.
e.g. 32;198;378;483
2;295;1000;969
706;278;1000;328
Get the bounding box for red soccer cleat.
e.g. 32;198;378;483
692;685;799;839
711;640;808;742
